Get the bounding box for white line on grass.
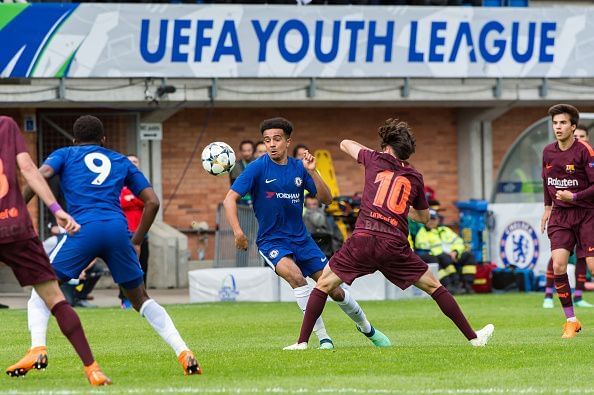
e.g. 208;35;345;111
3;388;594;395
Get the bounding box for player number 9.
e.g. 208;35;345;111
84;153;112;185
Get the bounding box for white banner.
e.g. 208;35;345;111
1;4;593;78
189;267;279;303
190;264;437;303
489;203;551;276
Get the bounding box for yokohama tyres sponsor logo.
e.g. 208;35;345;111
274;193;300;199
266;192;301;204
547;177;578;188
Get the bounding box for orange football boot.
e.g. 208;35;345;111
84;361;112;386
178;350;202;375
5;346;48;377
562;320;582;339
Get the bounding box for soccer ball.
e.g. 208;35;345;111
201;142;236;176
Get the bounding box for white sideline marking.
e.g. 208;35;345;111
3;388;594;395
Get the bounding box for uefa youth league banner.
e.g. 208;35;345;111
0;3;593;78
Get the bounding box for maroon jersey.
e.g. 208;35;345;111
354;149;428;239
542;140;594;209
0;116;36;243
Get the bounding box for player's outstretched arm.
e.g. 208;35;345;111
340;139;371;161
301;150;332;205
409;208;429;225
223;190;248;250
132;187;160;250
16;153;79;234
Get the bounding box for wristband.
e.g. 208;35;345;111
49;202;62;215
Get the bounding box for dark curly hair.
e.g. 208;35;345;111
73;115;104;143
260;117;293;137
378;118;416;160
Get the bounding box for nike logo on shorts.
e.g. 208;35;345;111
265;179;277;184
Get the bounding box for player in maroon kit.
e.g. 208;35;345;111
284;118;494;350
541;104;594;338
542;124;592;309
0;116;110;385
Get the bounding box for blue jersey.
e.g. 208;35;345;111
44;145;151;225
232;154;317;245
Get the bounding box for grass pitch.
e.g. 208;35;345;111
1;293;594;394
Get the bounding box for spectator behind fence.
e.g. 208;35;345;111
229;140;255;206
303;195;343;259
118;154;149;309
415;209;477;294
293;144;309;160
254;141;267;159
229;140;254;183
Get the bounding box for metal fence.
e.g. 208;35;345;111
214;203;262;267
37;111;138;239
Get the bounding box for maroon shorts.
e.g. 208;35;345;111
329;232;428;290
0;237;57;286
547;208;594;258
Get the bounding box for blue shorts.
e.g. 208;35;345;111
258;237;327;278
48;219;144;286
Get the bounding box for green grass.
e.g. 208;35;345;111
1;293;594;394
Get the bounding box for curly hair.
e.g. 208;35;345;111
378;118;416;160
259;117;293;137
73;115;104;143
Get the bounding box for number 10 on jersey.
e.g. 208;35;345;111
373;171;411;215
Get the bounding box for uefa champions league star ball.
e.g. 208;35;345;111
202;142;236;176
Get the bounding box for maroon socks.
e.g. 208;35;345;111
297;288;329;344
545;258;554;299
51;300;94;366
431;286;476;340
554;273;575;319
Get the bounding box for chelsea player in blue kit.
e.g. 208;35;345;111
223;117;390;349
12;116;201;376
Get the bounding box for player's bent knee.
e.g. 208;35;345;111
316;278;336;294
416;269;441;294
33;280;66;309
287;277;308;289
120;277;148;311
280;270;307;288
328;286;345;302
552;262;568;274
127;293;149;312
